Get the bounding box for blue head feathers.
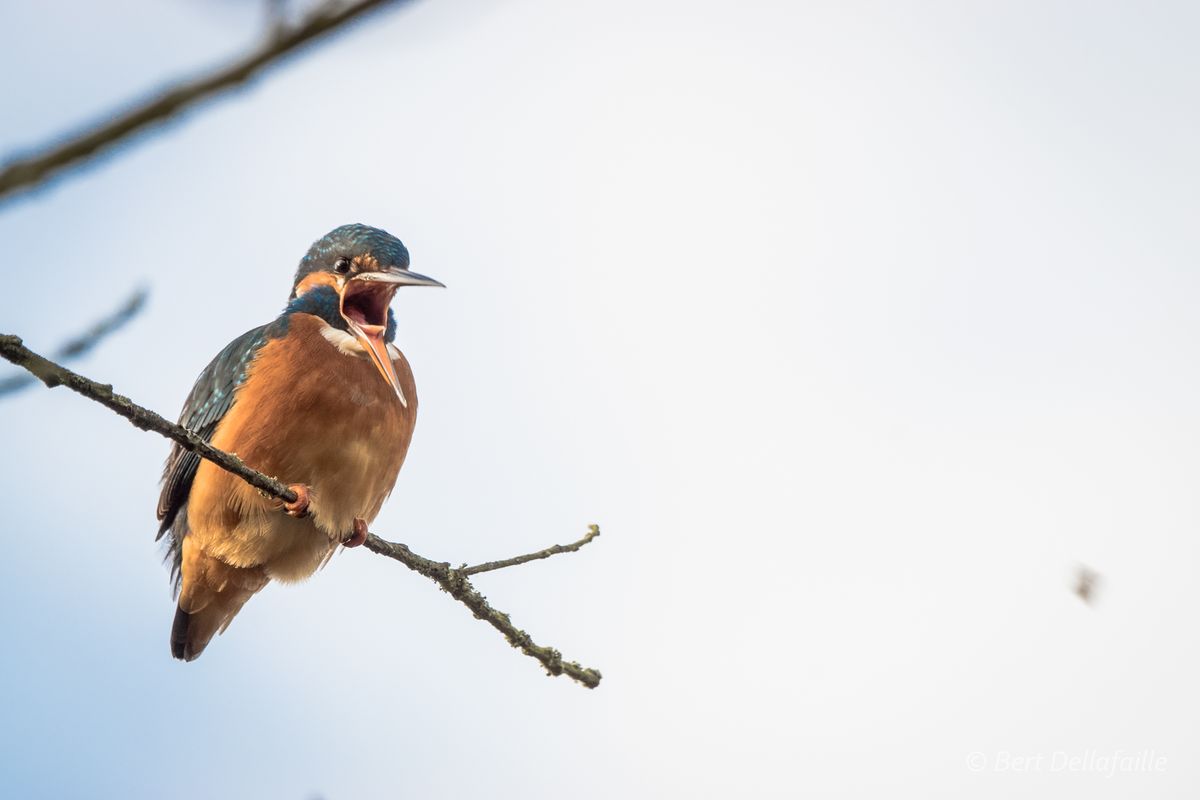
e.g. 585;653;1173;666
292;224;410;295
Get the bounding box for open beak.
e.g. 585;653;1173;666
339;267;444;407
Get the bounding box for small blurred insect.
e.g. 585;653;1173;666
1073;564;1100;606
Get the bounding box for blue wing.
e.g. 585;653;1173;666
156;325;269;589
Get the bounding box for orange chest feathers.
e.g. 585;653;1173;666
201;313;418;537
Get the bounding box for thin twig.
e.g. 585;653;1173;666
0;287;148;398
0;333;601;688
265;0;290;39
463;525;601;576
364;536;602;688
0;0;409;203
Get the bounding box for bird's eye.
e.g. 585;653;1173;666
333;257;352;274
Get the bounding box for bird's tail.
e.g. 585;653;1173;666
172;545;269;661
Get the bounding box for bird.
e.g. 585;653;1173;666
156;224;443;661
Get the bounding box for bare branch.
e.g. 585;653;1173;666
365;536;603;688
0;333;602;688
462;525;601;576
0;288;148;398
0;0;411;203
0;334;297;502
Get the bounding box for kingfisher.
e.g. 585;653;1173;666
156;224;443;661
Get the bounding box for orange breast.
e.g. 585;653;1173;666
185;313;418;578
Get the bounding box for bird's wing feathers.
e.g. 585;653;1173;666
156;325;270;539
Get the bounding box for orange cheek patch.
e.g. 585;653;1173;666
352;254;380;271
295;271;341;296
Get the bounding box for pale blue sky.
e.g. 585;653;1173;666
2;1;1199;797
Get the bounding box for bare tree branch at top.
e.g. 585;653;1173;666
0;0;412;204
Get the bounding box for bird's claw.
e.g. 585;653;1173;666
284;484;311;518
343;518;368;548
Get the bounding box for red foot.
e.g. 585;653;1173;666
284;484;311;518
343;518;368;548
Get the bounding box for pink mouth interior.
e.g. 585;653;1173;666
342;281;394;331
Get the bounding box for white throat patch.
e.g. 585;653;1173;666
319;323;366;357
318;323;402;360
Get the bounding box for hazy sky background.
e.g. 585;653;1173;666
2;0;1199;797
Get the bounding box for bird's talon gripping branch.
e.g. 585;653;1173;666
343;518;368;548
284;483;311;518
